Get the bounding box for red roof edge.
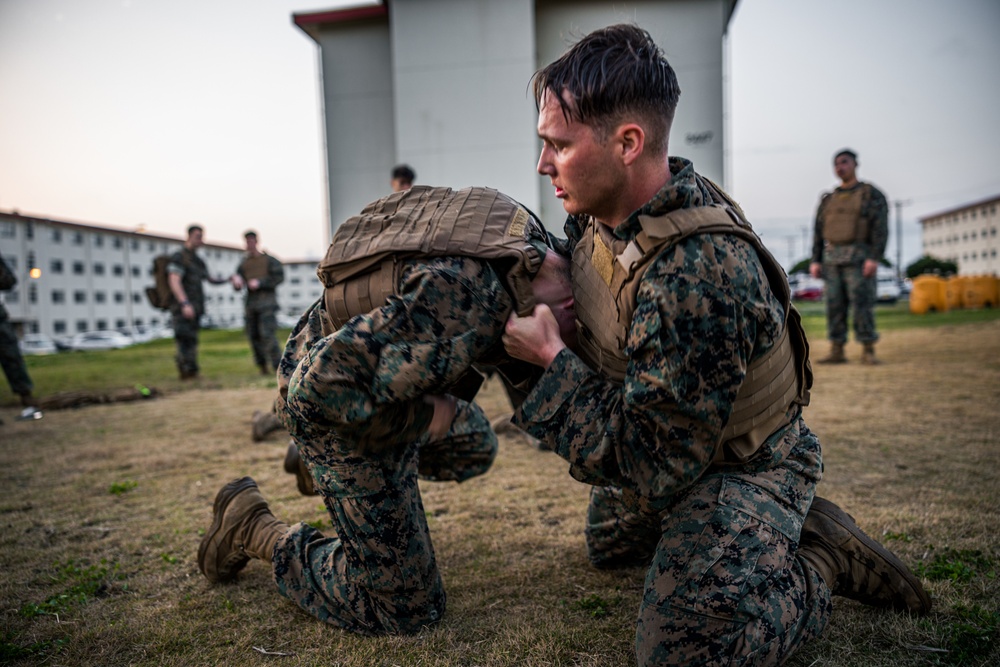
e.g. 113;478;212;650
293;2;388;41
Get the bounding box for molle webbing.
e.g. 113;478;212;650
316;186;543;331
573;197;812;462
821;184;871;244
241;254;269;281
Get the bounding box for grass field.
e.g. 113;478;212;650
1;303;998;666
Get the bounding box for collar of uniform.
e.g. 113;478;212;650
614;156;711;241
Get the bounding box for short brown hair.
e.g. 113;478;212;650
532;24;681;155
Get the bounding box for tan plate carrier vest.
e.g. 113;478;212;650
820;183;871;244
241;254;270;281
573;185;813;465
316;186;545;333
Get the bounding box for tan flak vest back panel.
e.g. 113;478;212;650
573;182;813;464
241;254;270;281
316;186;545;333
820;183;872;244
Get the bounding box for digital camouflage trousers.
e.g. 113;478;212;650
588;421;834;666
823;261;879;344
271;398;496;635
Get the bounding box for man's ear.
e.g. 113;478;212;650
617;123;645;166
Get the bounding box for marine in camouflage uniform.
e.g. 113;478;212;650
167;224;226;379
235;231;285;374
505;25;930;666
809;149;889;364
197;187;574;635
0;253;38;412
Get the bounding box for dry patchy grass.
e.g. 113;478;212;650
1;321;998;666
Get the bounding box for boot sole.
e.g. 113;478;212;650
284;443;317;496
809;497;932;614
198;476;259;583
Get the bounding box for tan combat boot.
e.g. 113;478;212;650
799;497;931;614
251;410;284;442
284;442;317;496
861;343;879;365
198;476;289;583
817;342;847;364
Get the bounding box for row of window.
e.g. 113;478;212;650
5;287;243;306
2;221;235;260
925;228;999;246
925;206;998;228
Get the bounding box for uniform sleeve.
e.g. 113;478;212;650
811;195;828;264
283;257;512;449
166;252;185;276
260;256;284;290
867;187;890;261
514;235;779;508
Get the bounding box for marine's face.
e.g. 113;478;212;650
245;235;258;253
834;154;857;183
536;90;624;224
188;228;204;248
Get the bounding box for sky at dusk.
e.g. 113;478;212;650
1;0;998;269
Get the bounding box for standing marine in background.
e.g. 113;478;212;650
167;224;230;380
0;252;41;421
809;149;889;364
233;230;285;375
390;164;416;192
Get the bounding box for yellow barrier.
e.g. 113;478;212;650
910;275;947;314
962;275;999;309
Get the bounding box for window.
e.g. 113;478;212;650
73;261;85;275
29;284;37;304
95;292;106;304
132;293;142;303
26;252;34;270
53;320;66;334
93;262;105;276
76;320;87;333
113;264;123;276
73;231;84;245
114;292;124;303
130;238;139;251
25;221;33;239
51;228;62;242
51;259;64;274
115;319;126;329
113;237;122;249
291;277;301;285
147;241;155;252
94;235;104;247
51;290;65;304
74;290;87;304
96;320;107;330
0;221;14;238
131;266;140;277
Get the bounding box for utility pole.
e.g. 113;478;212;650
894;199;912;281
786;235;797;272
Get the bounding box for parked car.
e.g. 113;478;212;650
117;324;158;344
68;330;134;351
876;271;902;304
789;273;825;302
19;333;59;356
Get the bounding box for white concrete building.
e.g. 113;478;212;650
293;0;738;237
918;195;1000;275
0;209;326;340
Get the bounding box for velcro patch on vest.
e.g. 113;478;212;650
592;233;614;286
508;207;530;238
